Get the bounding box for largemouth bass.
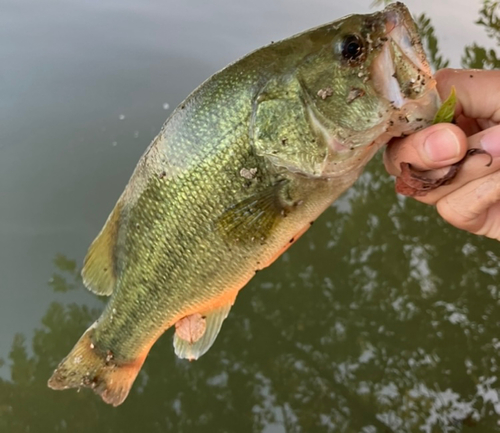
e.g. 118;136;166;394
48;2;440;406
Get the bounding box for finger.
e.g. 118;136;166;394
384;123;467;175
436;170;500;241
435;68;500;123
409;124;500;205
455;115;481;136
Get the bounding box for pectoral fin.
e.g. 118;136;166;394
216;180;291;245
173;303;233;361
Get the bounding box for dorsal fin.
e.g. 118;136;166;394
173;303;233;361
81;202;123;296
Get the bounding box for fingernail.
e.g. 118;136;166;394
423;128;461;162
480;127;500;158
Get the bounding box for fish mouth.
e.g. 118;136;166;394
371;4;438;114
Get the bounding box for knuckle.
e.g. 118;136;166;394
434;68;455;81
436;196;477;232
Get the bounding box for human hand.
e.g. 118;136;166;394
384;68;500;241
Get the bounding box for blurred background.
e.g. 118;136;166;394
0;0;499;431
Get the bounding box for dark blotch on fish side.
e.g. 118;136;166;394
317;87;333;100
346;87;365;104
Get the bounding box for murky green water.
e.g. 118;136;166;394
1;0;499;431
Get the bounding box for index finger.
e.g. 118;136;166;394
436;68;500;123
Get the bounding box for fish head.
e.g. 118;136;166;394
297;2;440;177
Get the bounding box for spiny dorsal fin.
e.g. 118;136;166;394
173;303;232;361
81;202;122;296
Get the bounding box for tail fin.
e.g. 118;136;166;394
47;324;145;406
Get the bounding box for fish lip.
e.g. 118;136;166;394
385;12;430;77
370;5;434;109
371;43;404;108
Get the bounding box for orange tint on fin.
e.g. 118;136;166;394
48;323;146;407
174;302;233;361
175;313;206;343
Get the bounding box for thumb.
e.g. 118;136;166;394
384;123;468;176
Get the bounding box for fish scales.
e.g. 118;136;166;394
94;45;319;358
48;2;441;406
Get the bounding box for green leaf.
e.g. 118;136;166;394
433;86;457;124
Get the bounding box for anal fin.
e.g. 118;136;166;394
173;303;232;361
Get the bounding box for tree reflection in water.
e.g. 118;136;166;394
2;2;499;432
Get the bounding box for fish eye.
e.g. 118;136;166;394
341;35;364;61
